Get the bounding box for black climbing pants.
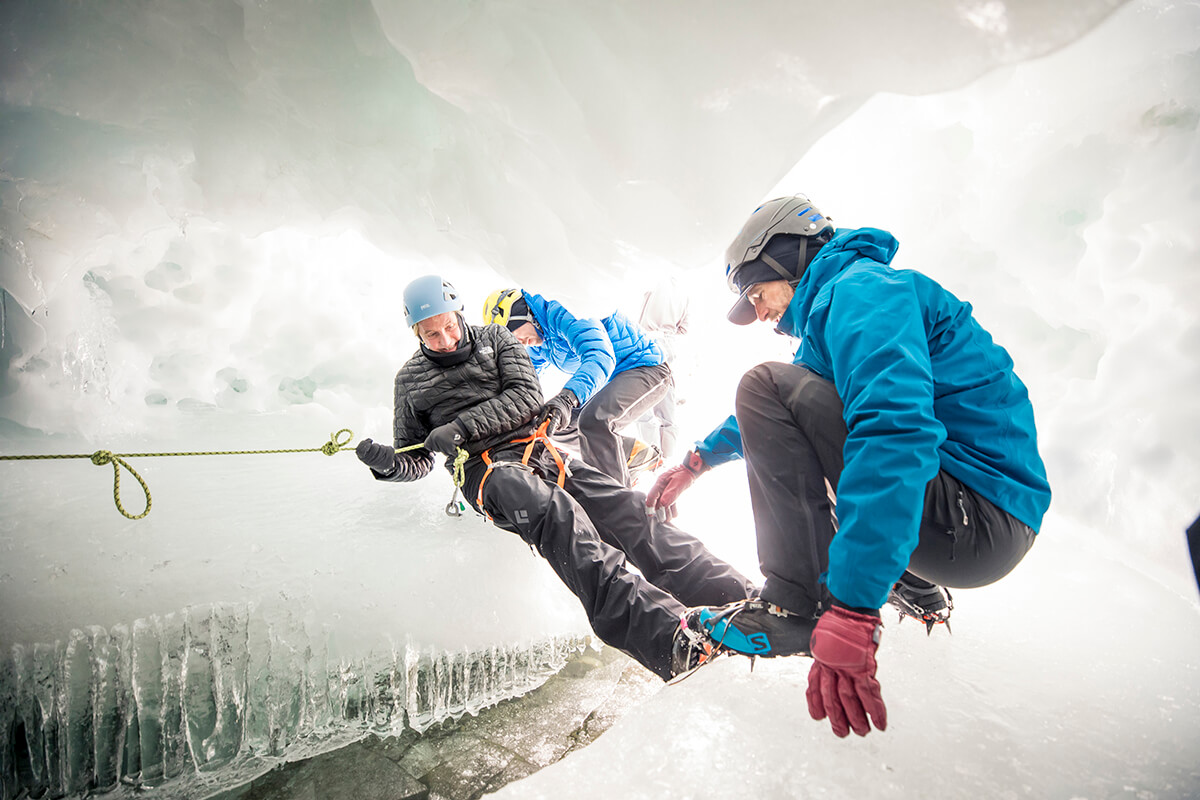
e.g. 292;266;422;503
464;441;751;680
735;362;1036;616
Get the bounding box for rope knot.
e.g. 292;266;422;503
322;429;354;456
90;450;114;466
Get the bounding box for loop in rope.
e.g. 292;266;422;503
1;429;356;520
90;450;152;520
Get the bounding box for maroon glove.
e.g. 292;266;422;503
644;450;709;522
806;606;887;738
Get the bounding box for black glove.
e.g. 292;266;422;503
537;388;578;436
424;421;467;455
356;438;396;473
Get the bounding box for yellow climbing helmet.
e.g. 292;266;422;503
482;288;535;331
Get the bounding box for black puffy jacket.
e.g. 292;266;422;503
379;323;544;482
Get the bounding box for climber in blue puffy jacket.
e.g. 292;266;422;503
648;195;1051;739
483;288;669;487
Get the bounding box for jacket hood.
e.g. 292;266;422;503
777;227;900;338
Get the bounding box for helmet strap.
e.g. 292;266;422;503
763;237;818;288
760;237;806;282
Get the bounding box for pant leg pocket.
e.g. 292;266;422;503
921;472;965;561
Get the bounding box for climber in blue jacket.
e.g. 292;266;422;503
648;194;1051;739
483;288;668;487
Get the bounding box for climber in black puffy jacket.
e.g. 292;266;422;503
354;275;752;681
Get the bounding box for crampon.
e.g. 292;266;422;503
668;603;768;684
887;581;954;634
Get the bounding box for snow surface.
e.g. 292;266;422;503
2;0;1199;797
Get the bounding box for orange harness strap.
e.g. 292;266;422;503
475;421;568;515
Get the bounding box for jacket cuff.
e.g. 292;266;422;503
683;450;710;475
830;595;881;618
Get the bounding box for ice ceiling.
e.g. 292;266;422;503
1;0;1133;437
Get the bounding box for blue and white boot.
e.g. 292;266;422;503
683;598;816;659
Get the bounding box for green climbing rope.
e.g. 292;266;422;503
397;441;471;516
0;429;356;520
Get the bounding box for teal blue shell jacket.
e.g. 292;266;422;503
522;291;664;405
695;227;1051;609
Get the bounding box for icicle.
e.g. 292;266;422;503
0;603;588;798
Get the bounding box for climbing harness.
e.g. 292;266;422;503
0;429;355;520
395;421;566;521
474;421;569;521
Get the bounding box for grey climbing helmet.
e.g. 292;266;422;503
724;195;834;325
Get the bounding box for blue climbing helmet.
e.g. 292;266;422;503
724;194;834;325
403;275;464;327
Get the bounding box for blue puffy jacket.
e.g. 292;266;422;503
695;227;1051;609
523;291;664;405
